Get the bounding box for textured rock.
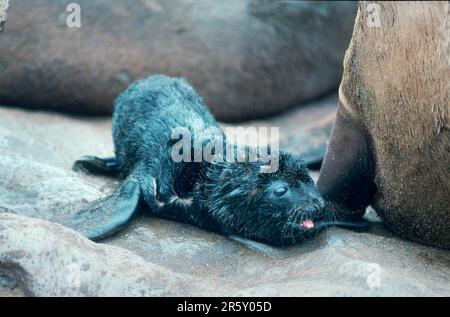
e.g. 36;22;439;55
0;0;356;121
1;213;449;297
0;213;214;296
0;104;449;296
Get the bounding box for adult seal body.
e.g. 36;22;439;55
317;2;450;248
0;0;356;121
68;75;359;246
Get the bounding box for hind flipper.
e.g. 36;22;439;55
73;156;120;176
65;177;142;240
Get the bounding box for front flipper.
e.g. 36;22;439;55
73;156;120;176
65;177;142;240
316;103;375;220
154;197;215;231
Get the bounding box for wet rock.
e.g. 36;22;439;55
1;213;449;297
0;107;116;223
0;104;449;296
0;0;356;121
0;213;215;296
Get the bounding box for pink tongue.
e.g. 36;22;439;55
301;220;314;229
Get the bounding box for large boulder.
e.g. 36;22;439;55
0;0;356;121
0;104;449;297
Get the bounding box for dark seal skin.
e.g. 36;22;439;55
0;0;356;121
69;75;364;246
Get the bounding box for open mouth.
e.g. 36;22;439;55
299;219;315;229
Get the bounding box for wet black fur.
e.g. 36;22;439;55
72;75;326;246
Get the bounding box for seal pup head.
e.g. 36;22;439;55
203;151;327;246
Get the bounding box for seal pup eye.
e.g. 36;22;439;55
273;186;288;197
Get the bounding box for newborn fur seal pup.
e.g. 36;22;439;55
70;75;361;246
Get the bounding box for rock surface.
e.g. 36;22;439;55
0;213;216;296
0;0;356;121
0;103;449;296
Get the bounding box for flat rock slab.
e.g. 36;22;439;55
0;102;449;296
